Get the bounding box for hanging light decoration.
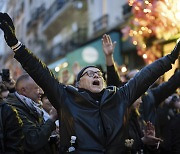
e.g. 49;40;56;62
122;0;180;64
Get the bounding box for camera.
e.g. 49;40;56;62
0;69;10;82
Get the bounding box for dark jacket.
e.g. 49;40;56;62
0;98;24;154
106;65;160;154
141;70;180;124
6;93;56;154
13;45;173;154
169;113;180;154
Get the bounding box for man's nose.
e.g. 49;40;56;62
38;88;44;95
93;72;99;78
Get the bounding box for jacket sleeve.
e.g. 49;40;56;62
141;71;180;123
14;46;64;110
3;104;24;154
123;55;173;106
151;70;180;106
106;65;124;87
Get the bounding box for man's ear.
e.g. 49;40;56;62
20;87;26;95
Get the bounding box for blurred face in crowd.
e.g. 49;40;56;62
78;67;105;93
62;70;70;84
0;90;9;99
17;76;43;103
42;96;52;113
165;94;180;109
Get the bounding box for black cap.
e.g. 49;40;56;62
76;65;99;83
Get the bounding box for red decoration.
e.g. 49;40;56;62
122;0;180;63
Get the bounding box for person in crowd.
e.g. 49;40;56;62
103;35;163;153
41;94;60;154
5;73;58;154
104;34;180;153
168;111;180;154
0;85;24;153
164;93;180;154
41;93;54;121
0;13;180;153
41;94;59;126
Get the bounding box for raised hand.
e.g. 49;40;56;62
49;107;58;122
142;121;163;146
0;12;18;47
169;40;180;63
102;34;116;56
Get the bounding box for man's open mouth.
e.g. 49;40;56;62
92;80;100;85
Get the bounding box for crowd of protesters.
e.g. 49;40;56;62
0;12;180;154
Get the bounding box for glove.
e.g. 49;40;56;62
168;40;180;63
0;12;18;47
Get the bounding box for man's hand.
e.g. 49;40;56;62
49;107;58;122
102;34;116;56
169;40;180;63
102;34;116;66
142;121;163;146
0;12;18;47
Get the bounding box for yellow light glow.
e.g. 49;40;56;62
143;54;147;59
148;29;152;33
142;44;146;48
135;6;139;10
133;41;137;45
138;30;143;34
55;66;60;72
141;27;146;31
62;62;68;68
175;12;180;21
171;23;175;27
145;1;149;5
133;31;138;35
143;9;151;13
121;66;127;73
134;18;138;22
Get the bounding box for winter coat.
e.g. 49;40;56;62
13;45;173;154
0;98;24;154
6;93;56;154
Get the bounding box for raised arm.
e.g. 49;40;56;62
141;70;180;123
0;13;64;110
151;70;180;106
102;34;123;87
122;40;180;106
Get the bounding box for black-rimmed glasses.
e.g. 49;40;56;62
81;70;103;78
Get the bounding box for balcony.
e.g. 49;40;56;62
43;0;67;27
41;27;87;63
93;14;108;35
27;4;45;30
42;0;87;40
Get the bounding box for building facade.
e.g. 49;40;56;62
0;0;144;80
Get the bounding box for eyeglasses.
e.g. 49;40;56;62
81;70;103;78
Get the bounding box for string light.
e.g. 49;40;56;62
122;0;180;64
143;54;147;59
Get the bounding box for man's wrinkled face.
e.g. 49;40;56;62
23;78;43;103
78;67;105;93
0;90;9;99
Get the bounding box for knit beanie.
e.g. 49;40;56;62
76;65;99;83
